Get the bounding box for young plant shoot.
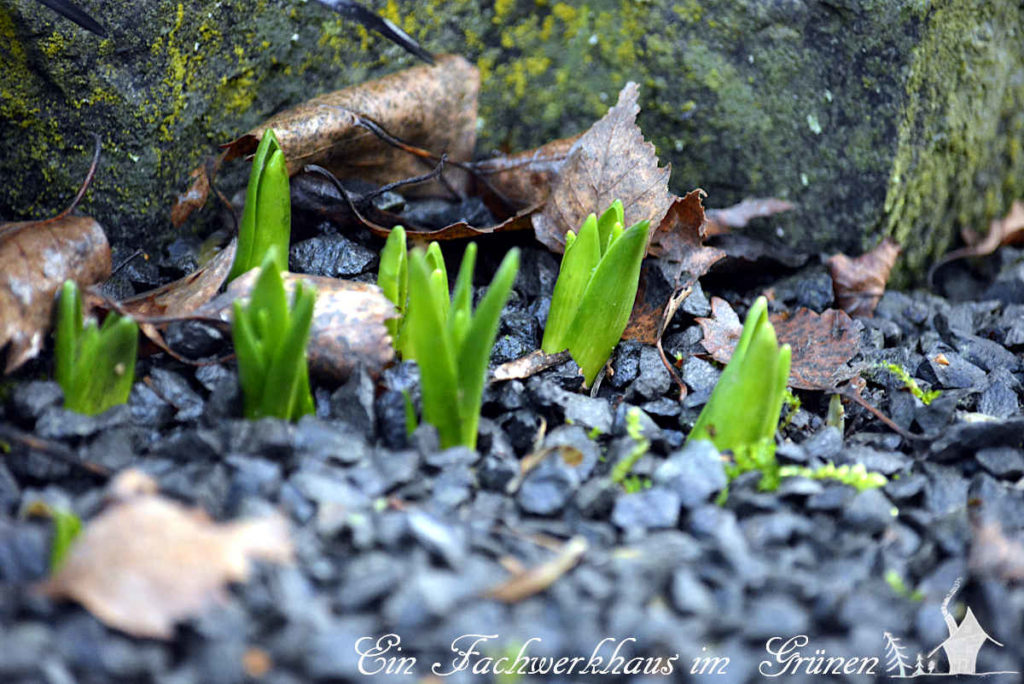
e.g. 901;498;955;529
232;248;316;421
228;129;291;281
688;297;791;454
377;226;408;350
55;280;139;416
541;200;650;385
405;242;520;449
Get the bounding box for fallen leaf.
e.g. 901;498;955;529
625;190;725;344
484;536;587;603
827;238;901;317
40;469;292;639
705;197;795;236
698;298;862;391
929;200;1024;283
0;216;111;373
174;55;479;226
470;134;581;213
970;520;1024;581
197;271;396;383
491;350;572;382
532;83;673;253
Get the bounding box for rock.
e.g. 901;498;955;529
609;341;642;389
4;3;1020;278
842;489;894;534
407;510;466;568
611;488;681;532
289;235;376;277
626;346;672;402
976;447;1024;479
10;381;63;421
652;440;727;509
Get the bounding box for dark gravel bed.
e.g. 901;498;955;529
2;237;1024;684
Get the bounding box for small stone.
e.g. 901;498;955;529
921;347;988;390
10;381;63;421
425;446;479;469
289;234;376;277
806;484;856;511
802;427;844;460
430;467;473;512
148;367;204;422
575;478;618;518
976;447;1024;479
653;440;727;508
329;370;375;436
670;569;715;616
627;346;672;401
294;417;370;465
518;461;576;515
681;356;720;407
337;552;405;610
978;368;1020;419
681;281;711;316
842;488;894;533
407;510;466;568
885;473;927;501
611;488;681;531
163;320;226;358
609;340;642;389
744;595;810;639
374;390;410;450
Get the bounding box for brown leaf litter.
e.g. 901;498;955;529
827;238;901;317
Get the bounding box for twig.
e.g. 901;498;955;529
0;425;110;478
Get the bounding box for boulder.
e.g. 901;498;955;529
1;1;1021;280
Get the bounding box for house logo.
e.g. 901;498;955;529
884;578;1017;678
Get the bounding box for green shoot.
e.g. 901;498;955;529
880;362;941;405
229;129;291;281
542;200;651;385
404;243;520;449
232;248;316;421
827;393;845;432
777;462;888;491
55;280;138;416
610;407;651;485
622;475;652;494
49;507;82;571
885;569;924;602
779;388;801;431
688;297;791;453
377;226;409;350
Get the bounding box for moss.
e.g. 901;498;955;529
884;2;1024;283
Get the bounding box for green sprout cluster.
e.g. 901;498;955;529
232;249;316;421
398;241;520;449
541;200;651;385
689;297;792;452
881;362;941;405
55;280;138;416
229;129;291;281
611;406;652;486
377;225;409;350
777;462;888;491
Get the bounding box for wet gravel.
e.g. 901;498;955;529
2;238;1024;683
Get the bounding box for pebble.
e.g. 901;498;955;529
652;440;726;508
611;487;681;531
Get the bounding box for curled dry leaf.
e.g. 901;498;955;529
40;469;292;640
625;190;725;344
174;55;479;226
470;134;581;213
0;216;111;373
705;197;796;237
929;200;1024;282
827;238;901;317
698;298;862;391
198;271;396;383
484;536;587;603
532;83;673;253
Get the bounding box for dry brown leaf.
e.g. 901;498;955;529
625;190;725;344
174;55;479;226
491;350;572;382
705;197;795;236
698;298;862;391
197;271;395;383
827;238;901;317
484;536;587;603
40;469;292;639
0;216;111;373
969;520;1024;581
532;83;673;253
929;200;1024;282
471;134;581;213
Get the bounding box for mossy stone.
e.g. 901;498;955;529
1;1;1021;282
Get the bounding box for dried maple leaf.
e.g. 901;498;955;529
197;271;395;383
532;83;673;253
0;216;111;373
40;469;292;639
705;197;795;236
827;238;901;317
625;190;726;344
174;55;479;226
698;298;862;391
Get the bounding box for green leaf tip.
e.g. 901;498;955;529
405;244;519;449
229;128;291;281
377;226;408;346
541;201;651;386
232;252;316;422
688;296;792;454
55;279;138;416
